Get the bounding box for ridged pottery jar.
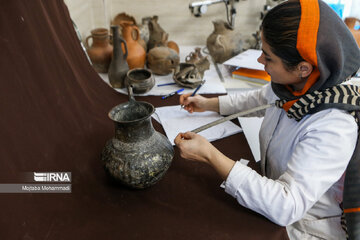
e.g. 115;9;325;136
102;87;174;189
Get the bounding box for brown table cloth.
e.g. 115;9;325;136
0;1;289;239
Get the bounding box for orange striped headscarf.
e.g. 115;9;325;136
282;0;321;111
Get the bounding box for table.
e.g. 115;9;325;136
81;94;289;240
0;0;288;237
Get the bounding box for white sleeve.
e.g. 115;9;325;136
223;110;358;226
219;83;273;116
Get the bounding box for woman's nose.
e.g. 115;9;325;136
257;53;265;65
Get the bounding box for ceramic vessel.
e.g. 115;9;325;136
185;47;210;75
120;21;146;69
139;16;151;44
112;12;137;26
108;26;129;89
125;68;155;93
147;46;180;75
206;20;243;63
167;40;180;54
85;28;113;73
345;17;360;47
102;86;174;189
147;16;167;51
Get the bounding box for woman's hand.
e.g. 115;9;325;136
174;131;213;164
174;131;236;180
179;94;219;113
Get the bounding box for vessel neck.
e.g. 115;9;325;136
114;117;155;142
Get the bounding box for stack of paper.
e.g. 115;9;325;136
232;68;270;85
153;105;242;145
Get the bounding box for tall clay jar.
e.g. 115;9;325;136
85;28;113;73
102;86;174;189
120;21;146;69
108;25;129;88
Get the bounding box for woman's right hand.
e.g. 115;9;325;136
179;93;207;113
179;94;219;113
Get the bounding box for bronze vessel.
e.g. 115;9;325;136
102;87;174;189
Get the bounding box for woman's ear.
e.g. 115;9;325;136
297;61;313;78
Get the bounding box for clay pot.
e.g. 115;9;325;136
102;86;174;189
85;28;113;73
120;21;146;69
185;47;210;75
112;12;137;26
206;20;244;63
345;17;360;47
147;16;167;51
147;46;180;75
108;26;129;89
139;16;152;44
125;68;155;94
185;47;204;64
167;41;179;54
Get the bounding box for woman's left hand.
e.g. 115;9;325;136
174;131;237;180
174;131;213;164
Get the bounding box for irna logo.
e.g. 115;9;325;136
33;172;71;182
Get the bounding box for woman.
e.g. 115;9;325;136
175;0;360;239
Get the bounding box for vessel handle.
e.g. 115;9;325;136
215;35;225;51
132;26;140;41
127;85;136;102
85;35;92;49
120;37;128;59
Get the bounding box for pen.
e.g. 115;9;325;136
161;88;184;99
190;80;206;96
181;80;206;109
157;82;177;87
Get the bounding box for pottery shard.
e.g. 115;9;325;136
147;47;180;75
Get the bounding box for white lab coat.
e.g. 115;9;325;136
219;84;358;240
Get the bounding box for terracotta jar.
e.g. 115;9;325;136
167;40;179;54
206;20;243;63
345;17;360;47
108;25;129;89
85;28;113;73
112;12;137;26
120;21;146;69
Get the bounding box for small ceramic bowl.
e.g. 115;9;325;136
126;68;155;94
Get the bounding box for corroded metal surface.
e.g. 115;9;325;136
102;90;174;189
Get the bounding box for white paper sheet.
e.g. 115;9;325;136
223;49;265;71
237;117;264;162
153;105;242;145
